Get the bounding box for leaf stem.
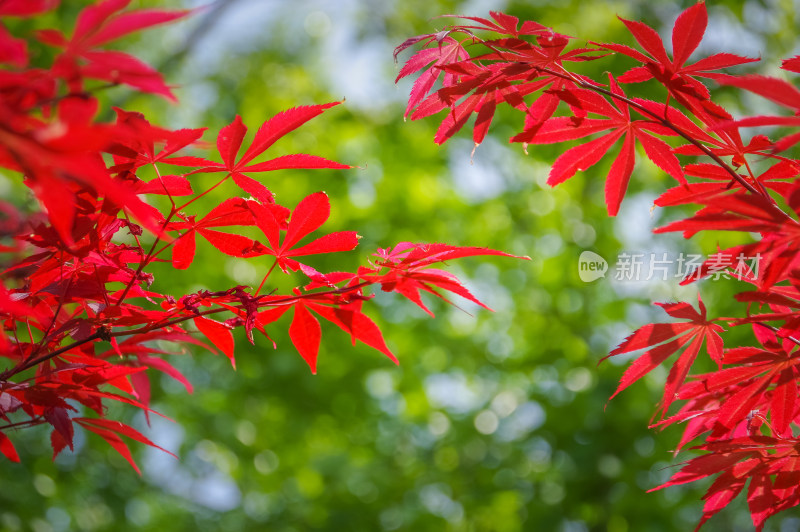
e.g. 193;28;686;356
255;259;278;296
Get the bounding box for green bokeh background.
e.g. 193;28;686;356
1;1;799;531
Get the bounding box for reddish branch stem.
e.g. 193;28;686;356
0;280;374;380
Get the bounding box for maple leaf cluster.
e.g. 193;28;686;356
396;3;800;530
0;1;520;472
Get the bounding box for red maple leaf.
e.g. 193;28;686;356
35;0;189;98
650;435;800;531
248;192;359;273
394;32;471;119
513;75;684;215
604;296;724;417
165;104;349;203
254;291;395;374
595;2;757;108
169;198;267;269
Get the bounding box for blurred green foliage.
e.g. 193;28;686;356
2;1;800;531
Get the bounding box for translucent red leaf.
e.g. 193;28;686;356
617;65;653;83
194;317;235;368
75;417;177;474
286;231;359;258
661;334;705;414
0;26;27;66
635;131;685;183
434;93;481;145
609;338;684;400
650;452;744;490
283;192;330;251
138;355;193;394
171;231;196;270
407;268;493;310
238;103;341;167
699;471;747;527
43;407;74;451
605;133;635;216
0;0;58;17
289;303;322;373
608;322;696;356
50;430;70;460
748;473;775;530
196;228;267;258
771;378;796;436
717;376;772;430
217;115;247;169
129;371;151;421
513;117;612;144
378;242;527;268
242;154;350;172
199;197;256;228
81;50;176;100
783;55;800;73
715;74;800;111
688;52;759;72
74;0;130;40
595;41;651;64
473;97;497;146
231;173;273;204
248;200;281;251
84;8;190;49
618;17;671;67
137;175;193;196
671;1;707;68
310;305;397;363
547;129;623;187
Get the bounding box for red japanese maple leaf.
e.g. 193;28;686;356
595;2;757;107
166;104;349;203
711;74;800;151
394;33;471;119
604;296;723;416
35;0;189;98
512;75;684;215
253;291;395;374
651;435;800;531
248;192;359;272
169;197;266;269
